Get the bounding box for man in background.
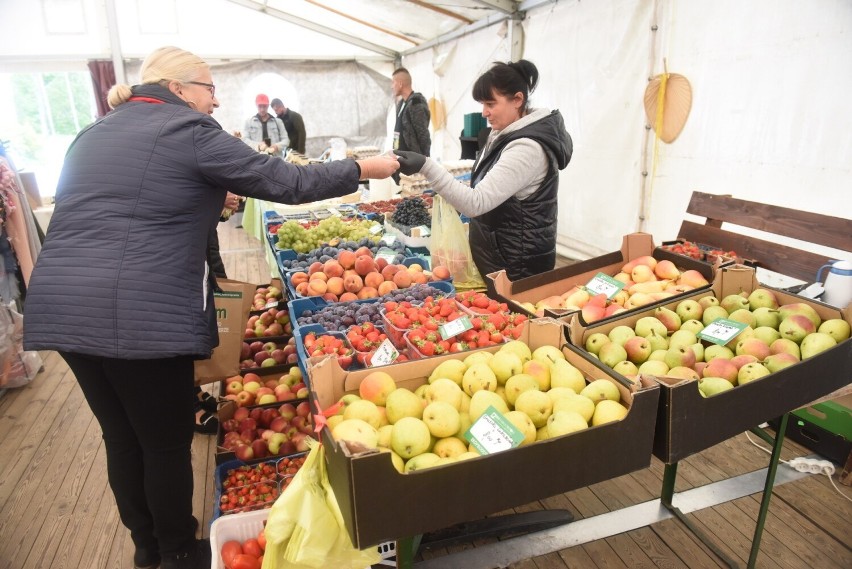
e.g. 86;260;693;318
243;94;288;156
391;68;431;156
271;98;306;155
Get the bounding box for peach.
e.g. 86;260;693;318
339;292;359;302
407;263;423;273
364;271;384;289
337;250;357;270
342;269;359;281
412;272;429;284
357;286;378;299
307;279;327;296
377;281;398;296
431;265;451;280
392;270;412;289
322;292;338;302
358;371;396;405
309;271;328;282
308;261;324;275
343;274;364;293
323;260;344;278
375;257;389;271
326;276;345;296
381;264;400;281
296;282;310;295
354;246;373;258
354;255;377;277
290;271;308;286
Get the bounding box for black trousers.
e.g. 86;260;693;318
60;352;198;557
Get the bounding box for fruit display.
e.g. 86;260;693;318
278;238;406;271
219;530;267;569
220;400;315;461
286;246;450;301
517;255;710;321
223;368;307;407
251;284;283;311
244;306;292;339
240;338;297;370
582;288;851;397
388;197;431;234
275;216;382;253
661;240;739;263
327;342;631;473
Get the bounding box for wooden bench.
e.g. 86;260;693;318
678;191;852;282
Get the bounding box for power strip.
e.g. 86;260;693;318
788;457;836;476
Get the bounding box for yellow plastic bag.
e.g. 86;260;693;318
429;195;485;290
262;438;380;569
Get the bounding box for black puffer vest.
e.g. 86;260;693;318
468;110;572;281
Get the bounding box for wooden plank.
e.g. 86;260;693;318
556;543;600;568
527;551;570;568
685;192;852;253
772;476;852;548
686;508;763;567
678;220;831;280
649;518;726;569
604;533;658;569
581;540;629;568
622;527;689;569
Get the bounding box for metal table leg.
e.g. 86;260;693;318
396;535;421;569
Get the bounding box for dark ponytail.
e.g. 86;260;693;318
472;59;540;113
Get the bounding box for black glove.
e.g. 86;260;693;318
394;150;426;176
391;171;401;185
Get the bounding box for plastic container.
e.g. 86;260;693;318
295;324;359;381
209;509;268;569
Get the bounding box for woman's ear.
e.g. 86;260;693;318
514;92;525;110
167;80;183;98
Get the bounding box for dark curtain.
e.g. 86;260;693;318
88;60;116;118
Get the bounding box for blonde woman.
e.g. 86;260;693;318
23;46;397;569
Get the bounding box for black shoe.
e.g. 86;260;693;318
198;390;219;412
194;411;218;435
161;539;211;569
133;546;160;569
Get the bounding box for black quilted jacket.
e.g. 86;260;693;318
23;84;359;359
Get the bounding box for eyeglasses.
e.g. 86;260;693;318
187;81;216;96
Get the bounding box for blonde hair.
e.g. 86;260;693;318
107;46;210;109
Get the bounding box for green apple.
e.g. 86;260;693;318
648;349;668;362
613;360;639;377
638;359;670;377
391;417;432;459
675;299;704;322
748;288;779;310
385;387;424;424
702;305;730;327
704;344;734;360
668;329;698;350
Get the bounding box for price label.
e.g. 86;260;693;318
376;247;398;264
370;339;399;367
264;300;279;309
413;225;431;237
584;272;625;299
439;316;472;340
327;207;341;217
464;406;525;455
369;223;383;235
381;234;396;246
698;318;749;345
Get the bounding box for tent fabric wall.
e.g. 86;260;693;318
125;58;393;157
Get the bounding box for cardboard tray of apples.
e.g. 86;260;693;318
569;264;852;463
216;398;314;465
240;338;299;376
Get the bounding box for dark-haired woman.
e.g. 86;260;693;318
396;59;572;281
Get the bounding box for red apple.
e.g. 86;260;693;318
233;407;250;422
225;380;244;396
296;401;311;418
278;403;297;421
251;439;269;459
249;341;265;354
269;417;288;433
234;444;254;461
254;351;271;366
277;441;296;456
271;349;287;364
235;391;255;407
221;419;240;432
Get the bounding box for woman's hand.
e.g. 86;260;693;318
224;192;241;212
394;151;426;175
356;154;400;180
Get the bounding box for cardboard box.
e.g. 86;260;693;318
309;318;660;548
486;233;714;321
570;265;852;463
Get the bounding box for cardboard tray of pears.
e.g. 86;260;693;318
307;318;660;549
569;265;852;464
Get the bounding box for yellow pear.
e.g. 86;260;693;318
462;362;498;396
428;359;468;386
549;358;586;393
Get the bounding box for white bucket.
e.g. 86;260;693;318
367;177;396;202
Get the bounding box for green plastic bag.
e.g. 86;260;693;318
429;195;485;290
262;438;380;569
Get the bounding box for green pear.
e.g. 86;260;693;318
800;332;837;359
680;319;706;335
644;329;669;352
503;373;539;407
769;338;801;359
752;307;781;329
613;360;639;377
461;363;498;396
591;400;629;426
764;353;799;373
728;309;756;328
638;359;670;376
698;377;735;397
403;452;441;473
488;351;524;385
608;325;637;346
721;293;750;313
464;351;494;367
779;303;822;329
500;340;532;363
698;296;720;310
654;307;682;333
580;379;621;403
737;362;771;385
468;389;509;422
748;288;779;310
428;359;468;385
702;305;729;326
818;319;851;343
598;342;628;368
554;394;596;423
549;358;586;393
546;410;589;438
675;299;704;322
532;345;566;364
669;329;698;350
584;332;611;356
634;317;667;339
648;349;668;362
704;344;734;360
752;326;781;345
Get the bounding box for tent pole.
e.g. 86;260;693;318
104;0;126;84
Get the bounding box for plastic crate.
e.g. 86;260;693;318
294;324;359;382
209;509;268;569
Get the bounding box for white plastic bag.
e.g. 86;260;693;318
0;302;43;389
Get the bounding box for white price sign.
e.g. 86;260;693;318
370;339;399;367
381;235;396;246
698;318;749;345
439;316;472;340
327;207;342;217
465;406;524;455
264;300;279;309
413;225;431;237
369;223;383;234
584;272;625;299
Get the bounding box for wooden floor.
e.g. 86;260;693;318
0;221;850;569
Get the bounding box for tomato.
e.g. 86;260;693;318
220;540;243;568
242;538;263;558
231;553;261;569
